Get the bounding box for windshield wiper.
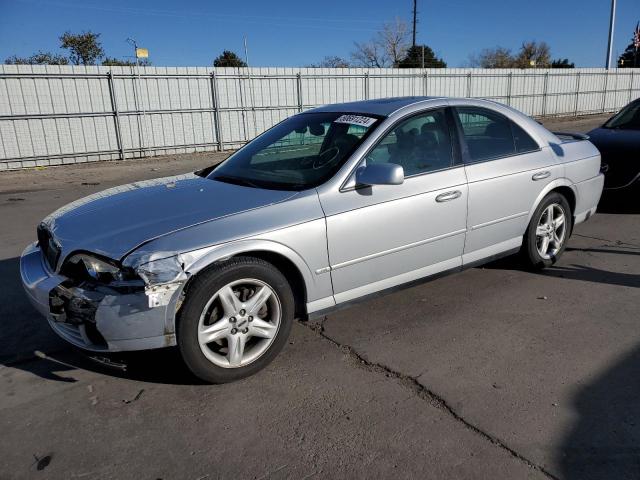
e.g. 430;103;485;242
213;175;261;188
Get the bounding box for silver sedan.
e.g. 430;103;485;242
20;97;604;383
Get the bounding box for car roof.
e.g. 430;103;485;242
307;96;560;147
306;96;444;117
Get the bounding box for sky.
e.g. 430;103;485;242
0;0;639;68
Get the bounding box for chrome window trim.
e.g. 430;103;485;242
461;147;543;166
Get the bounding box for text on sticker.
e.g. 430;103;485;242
334;115;377;127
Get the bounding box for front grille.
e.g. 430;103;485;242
37;223;60;271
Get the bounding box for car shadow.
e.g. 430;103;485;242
566;246;640;257
475;254;523;271
0;256;203;386
559;345;640;479
597;190;640;214
538;264;639;289
478;248;639;289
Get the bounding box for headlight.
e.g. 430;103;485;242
135;255;187;286
66;253;124;283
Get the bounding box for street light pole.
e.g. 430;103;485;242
605;0;617;69
412;0;417;48
127;37;146;154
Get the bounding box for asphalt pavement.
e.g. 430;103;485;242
1;113;639;479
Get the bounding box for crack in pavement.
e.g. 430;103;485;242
301;317;559;480
573;233;640;248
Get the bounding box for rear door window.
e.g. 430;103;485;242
455;107;538;163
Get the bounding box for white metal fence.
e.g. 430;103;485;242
1;65;639;170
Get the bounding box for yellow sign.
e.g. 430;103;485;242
136;48;149;59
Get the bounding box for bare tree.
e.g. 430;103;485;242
514;41;551;68
308;56;350;68
468;47;514;68
351;40;388;68
351;18;410;67
380;18;410;66
469;41;553;68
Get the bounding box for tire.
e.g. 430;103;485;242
177;256;295;383
521;192;572;270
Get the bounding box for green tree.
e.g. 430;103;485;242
617;25;640;67
102;57;152;66
551;58;575;68
5;51;69;65
397;45;446;68
213;50;247;67
60;31;104;65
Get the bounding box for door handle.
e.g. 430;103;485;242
435;190;462;202
532;171;551;181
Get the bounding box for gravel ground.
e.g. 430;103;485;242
1;113;639;480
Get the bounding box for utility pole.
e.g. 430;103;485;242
412;0;417;47
605;0;616;69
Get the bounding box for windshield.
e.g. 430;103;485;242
604;101;640;130
208;112;381;190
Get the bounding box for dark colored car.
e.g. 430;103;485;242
588;98;640;192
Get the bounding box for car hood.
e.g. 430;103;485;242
43;173;298;263
587;127;640;153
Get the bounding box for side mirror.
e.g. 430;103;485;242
356;163;404;186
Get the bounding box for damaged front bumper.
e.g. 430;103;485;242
20;242;184;352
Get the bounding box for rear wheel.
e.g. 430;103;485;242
522;192;572;269
177;257;294;383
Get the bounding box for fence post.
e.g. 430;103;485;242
541;71;549;116
506;72;513;106
107;71;125;161
630;71;635;103
364;72;369;100
466;72;472;98
574;71;581;116
296;73;303;112
423;71;428;96
601;71;609;113
210;71;224;151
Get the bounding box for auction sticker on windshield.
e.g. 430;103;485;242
334;115;377;127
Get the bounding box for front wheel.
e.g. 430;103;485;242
177;257;294;383
521;192;572;269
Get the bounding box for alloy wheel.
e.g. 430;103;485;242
197;278;281;368
535;203;567;260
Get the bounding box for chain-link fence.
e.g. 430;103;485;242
1;65;639;169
